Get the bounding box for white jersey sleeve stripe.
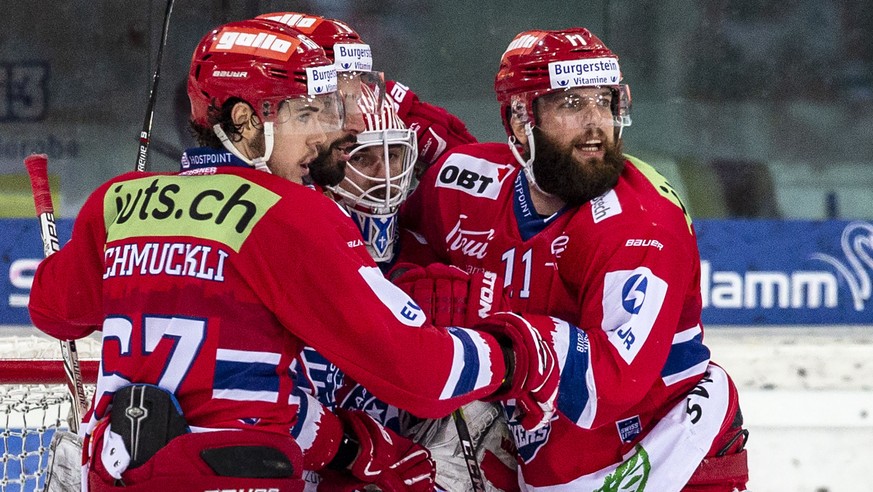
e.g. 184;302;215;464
662;359;709;387
439;327;496;400
212;388;279;403
290;388;325;452
216;348;282;365
672;324;702;344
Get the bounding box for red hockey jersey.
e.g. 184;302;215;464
398;143;713;487
28;164;510;467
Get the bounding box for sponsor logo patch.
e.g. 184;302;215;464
590;189;622;223
594;444;651;492
305;65;337;95
502;32;545;57
333;43;373;72
211;69;248;78
625;238;664;251
103;175;280;252
258;12;321;31
602;267;667;363
616;415;642;443
436;155;513;199
445;215;494;259
211;27;299;61
549;57;621;89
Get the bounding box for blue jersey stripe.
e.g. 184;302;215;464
557;324;591;423
447;327;481;398
661;333;711;379
214;359;280;392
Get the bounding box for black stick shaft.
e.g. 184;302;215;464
453;408;487;492
136;0;175;172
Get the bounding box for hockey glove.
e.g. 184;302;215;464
474;313;559;431
386;80;478;169
322;409;436;492
389;262;511;327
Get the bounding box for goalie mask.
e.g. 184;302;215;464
494;28;632;192
187;19;343;172
330;94;417;263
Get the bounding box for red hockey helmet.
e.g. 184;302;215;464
255;12;373;73
188;19;338;127
494;28;631;137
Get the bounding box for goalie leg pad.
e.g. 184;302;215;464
109;384;189;469
43;430;83;492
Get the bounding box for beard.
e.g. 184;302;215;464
530;127;625;207
309;134;355;187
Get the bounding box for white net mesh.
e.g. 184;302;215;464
0;385;72;491
0;328;99;492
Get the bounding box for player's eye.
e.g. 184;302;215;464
296;111;312;124
560;94;583;109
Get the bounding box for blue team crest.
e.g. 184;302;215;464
502;401;551;463
350;210;397;261
340;384;400;432
621;274;648;314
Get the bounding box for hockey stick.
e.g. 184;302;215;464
135;0;175;172
24;153;88;432
453;407;487;492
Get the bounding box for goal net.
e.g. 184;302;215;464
0;328;99;491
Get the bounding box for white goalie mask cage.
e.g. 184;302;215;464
331;94;417;262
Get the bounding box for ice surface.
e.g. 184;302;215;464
707;326;873;492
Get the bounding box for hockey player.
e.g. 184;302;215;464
289;89;517;492
247;14;517;491
254;12;417;266
254;11;385;190
258;11;479;188
325;89;418;266
395;28;749;491
27;19;561;492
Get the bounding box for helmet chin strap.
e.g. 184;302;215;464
213;122;275;173
508;122;555;198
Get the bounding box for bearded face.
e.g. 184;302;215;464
308;133;355;187
530;126;625;207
